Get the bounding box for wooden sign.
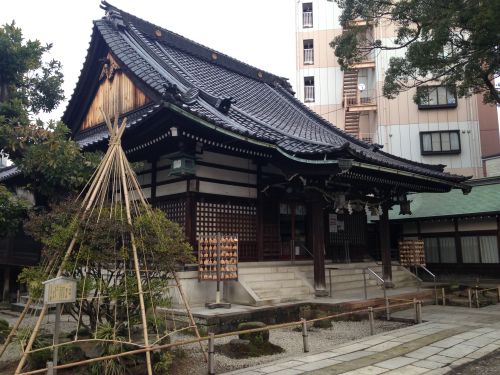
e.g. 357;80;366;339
399;239;426;266
198;234;238;281
43;276;77;305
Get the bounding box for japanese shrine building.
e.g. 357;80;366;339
62;2;471;304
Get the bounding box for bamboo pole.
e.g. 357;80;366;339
173;272;208;362
118;147;153;375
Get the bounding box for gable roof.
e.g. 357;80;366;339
64;1;470;187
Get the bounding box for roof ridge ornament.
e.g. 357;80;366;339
216;97;236;114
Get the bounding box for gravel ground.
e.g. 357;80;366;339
170;320;409;375
448;348;500;375
0;310;408;375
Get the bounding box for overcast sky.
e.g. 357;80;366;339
1;0;297;122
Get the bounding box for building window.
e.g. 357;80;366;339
417;86;457;109
303;39;314;64
302;3;313;28
461;235;499;264
424;237;457;263
420;131;460;155
304;76;315;102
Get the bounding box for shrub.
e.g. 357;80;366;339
237;322;269;345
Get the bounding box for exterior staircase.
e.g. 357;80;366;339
235;264;313;306
302;262;420;297
343;69;360;138
224;261;420;306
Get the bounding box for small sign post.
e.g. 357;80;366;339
43;277;77;375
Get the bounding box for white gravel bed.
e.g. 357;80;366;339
170;320;409;375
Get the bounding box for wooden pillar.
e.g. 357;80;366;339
185;191;197;247
497;216;500;262
307;194;327;296
2;267;10;302
256;165;264;261
379;204;394;287
454;218;463;264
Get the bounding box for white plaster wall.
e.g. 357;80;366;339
485;157;500;177
296;0;340;32
296;66;343;106
458;218;497;232
419;221;454;234
375;121;483;174
198;181;257;199
156;181;187;197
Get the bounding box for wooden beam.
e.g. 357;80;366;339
379;204;393;287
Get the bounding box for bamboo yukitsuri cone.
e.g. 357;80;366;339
8;110;206;375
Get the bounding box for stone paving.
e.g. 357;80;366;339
224;304;500;375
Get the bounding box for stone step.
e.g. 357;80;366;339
254;287;312;299
240;272;297;282
249;279;307;290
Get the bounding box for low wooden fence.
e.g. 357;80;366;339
20;299;423;375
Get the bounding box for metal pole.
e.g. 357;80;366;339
216;234;221;304
53;304;61;375
415;266;420;292
368;307;374;335
433;276;438;305
47;361;54;375
208;333;215;375
329;269;332;297
384;287;390;321
413;298;418;323
442;288;446;306
363;269;367;300
475;289;480;308
468;289;472;308
417;301;422;324
301;318;309;353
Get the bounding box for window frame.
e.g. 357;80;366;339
303;76;315;103
302;3;313;28
419;130;461;155
417;85;457;110
303;39;314;65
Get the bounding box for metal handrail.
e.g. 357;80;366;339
404;268;422;292
363;267;390;320
417;265;438;305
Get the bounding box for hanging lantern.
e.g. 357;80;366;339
169;152;196;176
398;194;412;215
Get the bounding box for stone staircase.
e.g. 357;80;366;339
301;262;420;295
234;263;313;306
224;261;420;306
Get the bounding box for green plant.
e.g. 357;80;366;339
0;319;10;344
238;322;269;345
153;352;173;375
312;310;332;329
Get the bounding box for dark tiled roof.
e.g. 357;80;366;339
0;166;20;182
66;2;469;184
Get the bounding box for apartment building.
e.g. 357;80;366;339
295;0;500;178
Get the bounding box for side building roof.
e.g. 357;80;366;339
63;1;470;189
390;177;500;220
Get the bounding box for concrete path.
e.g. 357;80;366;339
224;305;500;375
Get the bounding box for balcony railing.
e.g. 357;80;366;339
303;11;313;27
304;85;315;102
304;48;314;64
344;89;377;108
